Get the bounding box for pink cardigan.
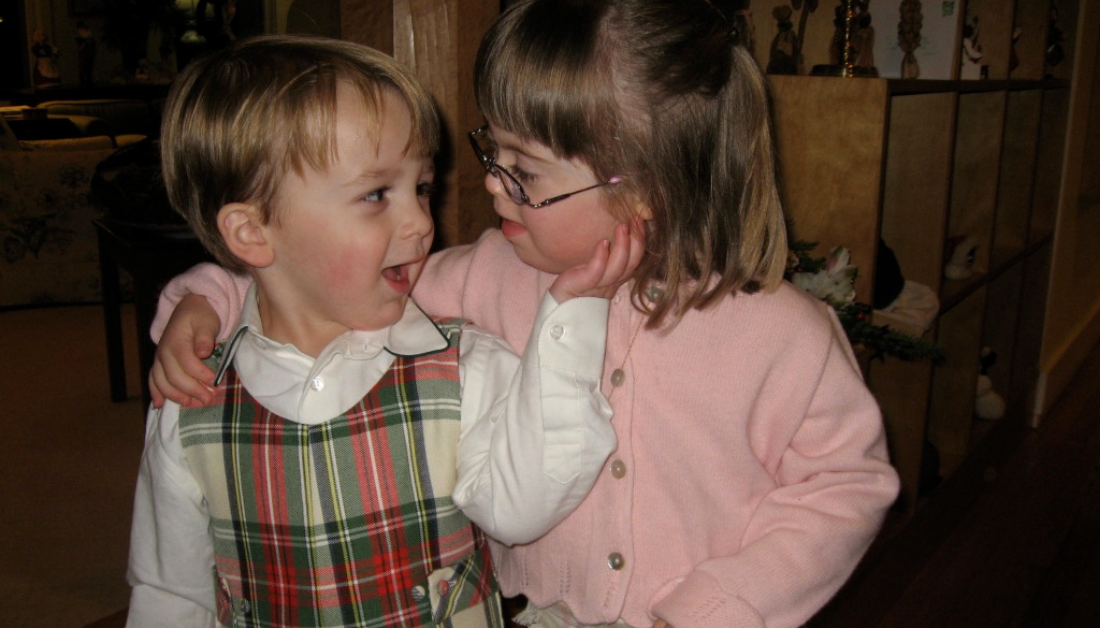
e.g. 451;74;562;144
154;229;900;628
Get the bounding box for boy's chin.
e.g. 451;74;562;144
346;298;408;331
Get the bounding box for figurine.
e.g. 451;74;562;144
975;347;1006;421
960;15;985;79
767;6;799;75
134;58;151;82
944;235;979;280
31;29;61;88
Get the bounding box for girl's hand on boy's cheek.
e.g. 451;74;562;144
148;294;220;408
548;218;646;302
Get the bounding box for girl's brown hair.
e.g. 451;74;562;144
161;35;440;272
475;0;788;326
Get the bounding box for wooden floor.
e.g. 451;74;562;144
806;344;1100;628
81;344;1100;628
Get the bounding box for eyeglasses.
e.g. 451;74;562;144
468;125;621;209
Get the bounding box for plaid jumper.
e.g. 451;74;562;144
178;321;502;628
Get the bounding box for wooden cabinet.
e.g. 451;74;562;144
766;0;1077;515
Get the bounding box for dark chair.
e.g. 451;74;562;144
91;139;211;408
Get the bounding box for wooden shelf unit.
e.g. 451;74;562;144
767;0;1076;516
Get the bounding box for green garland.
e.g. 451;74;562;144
835;302;944;362
787;241;943;363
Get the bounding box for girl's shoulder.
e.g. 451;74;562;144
689;280;845;350
728;280;835;325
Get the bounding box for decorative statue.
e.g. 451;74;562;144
31;29;62;88
75;22;97;86
852;1;875;71
767;6;799;75
898;0;923;78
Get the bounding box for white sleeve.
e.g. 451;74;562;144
126;404;218;628
452;294;615;546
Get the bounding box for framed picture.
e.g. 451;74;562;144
69;0;105;16
872;0;964;80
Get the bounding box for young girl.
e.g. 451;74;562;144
149;2;900;627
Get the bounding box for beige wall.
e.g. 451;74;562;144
341;0;500;248
1039;0;1100;416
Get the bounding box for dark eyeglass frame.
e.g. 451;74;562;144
468;125;621;209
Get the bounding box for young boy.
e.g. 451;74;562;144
125;35;641;628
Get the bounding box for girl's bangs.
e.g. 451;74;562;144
476;9;610;158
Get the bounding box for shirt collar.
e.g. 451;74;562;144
214;283;449;386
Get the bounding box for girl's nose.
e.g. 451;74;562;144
484;170;508;199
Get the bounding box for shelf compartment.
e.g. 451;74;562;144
965;0;1019;81
928;287;988;479
1010;0;1054;80
1030;88;1070;244
980;261;1024;423
943;91;1007;303
991;89;1043;271
880;92;956;294
1009;244;1052;426
768;76;887;304
869;356;934;516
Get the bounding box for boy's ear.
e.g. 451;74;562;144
218;202;274;268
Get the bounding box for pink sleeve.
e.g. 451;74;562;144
149;263;251;343
412;241;480;319
413;229;548;353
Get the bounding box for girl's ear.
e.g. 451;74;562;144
218;202;274;268
629;196;654;221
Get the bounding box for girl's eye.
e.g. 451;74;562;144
417;182;437;197
505;164;535;184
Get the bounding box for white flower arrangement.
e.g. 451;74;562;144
786;242;942;362
788;245;857;307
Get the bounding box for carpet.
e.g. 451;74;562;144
0;304;145;628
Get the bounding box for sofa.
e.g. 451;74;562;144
0;98;164;307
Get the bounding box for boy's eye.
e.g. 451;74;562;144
363;188;387;202
417;182;437;197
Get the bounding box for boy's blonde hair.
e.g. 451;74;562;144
475;0;788;326
161;35;441;272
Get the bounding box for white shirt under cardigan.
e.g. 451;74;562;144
128;286;616;627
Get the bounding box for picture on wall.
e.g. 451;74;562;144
872;0;964;79
69;0;106;16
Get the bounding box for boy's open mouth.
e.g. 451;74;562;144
382;263;411;290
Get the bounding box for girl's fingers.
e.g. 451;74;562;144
603;223;631;284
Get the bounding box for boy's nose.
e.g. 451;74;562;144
399;201;434;240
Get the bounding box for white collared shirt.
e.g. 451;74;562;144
126;287;615;627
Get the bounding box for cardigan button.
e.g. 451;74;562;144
310;377;324;391
610;459;627;479
550;324;565;340
610;369;625;386
607;552;625;570
411;585;427;601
